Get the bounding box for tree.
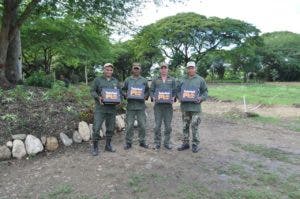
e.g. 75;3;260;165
22;17;113;80
0;0;182;88
138;12;260;68
229;37;263;82
260;31;300;81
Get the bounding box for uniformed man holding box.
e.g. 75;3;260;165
90;63;121;156
150;62;177;150
177;61;208;153
122;63;150;150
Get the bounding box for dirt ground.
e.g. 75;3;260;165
1;101;299;199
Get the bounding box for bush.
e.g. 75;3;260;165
25;70;54;88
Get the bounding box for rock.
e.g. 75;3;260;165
89;124;93;138
12;140;26;159
25;135;44;155
59;133;73;146
11;134;26;140
0;146;11;160
46;137;59;151
89;123;105;138
73;131;82;143
41;136;47;146
134;120;138;127
78;121;90;141
115;114;126;131
6;141;13;148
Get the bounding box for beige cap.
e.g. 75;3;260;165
104;63;113;68
186;61;196;68
160;62;168;68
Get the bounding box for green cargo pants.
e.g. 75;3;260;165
154;104;173;146
182;111;201;145
125;110;147;144
92;108;116;141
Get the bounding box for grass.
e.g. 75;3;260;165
127;174;147;193
177;183;211;199
209;83;300;105
235;143;293;163
218;189;278;199
250;116;280;124
40;184;96;199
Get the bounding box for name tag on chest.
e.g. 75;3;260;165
127;85;145;99
101;88;121;104
155;89;172;103
180;87;199;102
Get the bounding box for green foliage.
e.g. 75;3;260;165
139;12;260;68
25;70;54;88
1;114;18;122
22;17;113;78
261;31;300;81
8;85;34;102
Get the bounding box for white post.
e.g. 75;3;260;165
85;65;88;85
243;95;247;113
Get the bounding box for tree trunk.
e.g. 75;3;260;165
0;0;15;89
6;29;22;84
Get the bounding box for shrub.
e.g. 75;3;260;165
25;70;54;88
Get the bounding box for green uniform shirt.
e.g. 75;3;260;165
178;74;208;112
90;76;121;113
122;76;150;110
150;75;177;102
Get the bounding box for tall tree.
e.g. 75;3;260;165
137;12;260;67
260;31;300;81
0;0;182;88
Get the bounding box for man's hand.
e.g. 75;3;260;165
196;97;202;104
99;96;104;105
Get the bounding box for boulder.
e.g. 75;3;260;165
25;135;44;155
59;133;73;146
46;137;59;151
0;146;11;160
78;121;90;141
73;131;82;143
12;140;26;159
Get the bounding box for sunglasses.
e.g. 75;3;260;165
133;67;140;70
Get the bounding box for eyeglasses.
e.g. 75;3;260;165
133;67;140;70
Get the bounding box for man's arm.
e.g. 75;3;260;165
90;78;99;100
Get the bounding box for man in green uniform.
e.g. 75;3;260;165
177;61;208;153
150;62;177;150
90;63;121;156
122;63;150;150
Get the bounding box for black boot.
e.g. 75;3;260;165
139;142;149;149
192;144;200;153
177;143;190;151
124;143;132;150
91;140;99;156
105;137;116;152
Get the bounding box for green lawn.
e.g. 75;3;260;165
208;83;300;105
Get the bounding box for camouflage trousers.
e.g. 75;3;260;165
181;111;201;145
154;104;173;146
92;108;116;141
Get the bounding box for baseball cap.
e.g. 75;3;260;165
186;61;196;68
104;63;113;68
160;62;168;68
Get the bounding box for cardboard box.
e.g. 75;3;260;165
101;88;121;104
155;88;172;103
127;85;145;100
180;87;199;102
